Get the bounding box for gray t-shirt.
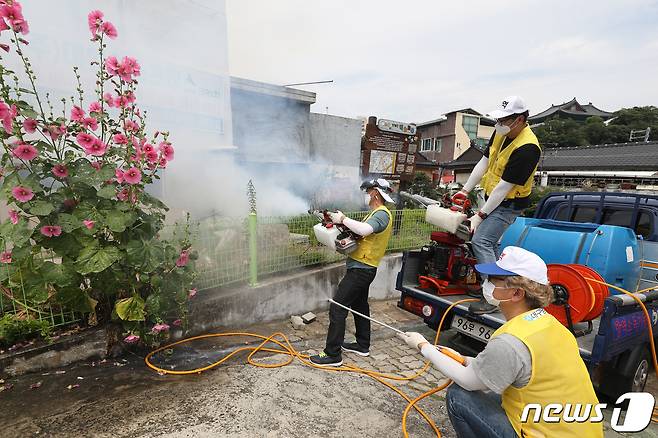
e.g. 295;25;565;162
346;210;390;270
471;333;532;394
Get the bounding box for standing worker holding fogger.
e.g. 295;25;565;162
310;179;394;367
451;96;542;314
399;247;603;438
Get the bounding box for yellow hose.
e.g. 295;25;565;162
146;298;478;438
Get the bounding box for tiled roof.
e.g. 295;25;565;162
530;98;614;122
540;142;658;171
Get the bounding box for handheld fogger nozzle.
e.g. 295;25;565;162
328;299;406;335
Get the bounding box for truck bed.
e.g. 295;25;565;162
402;285;600;358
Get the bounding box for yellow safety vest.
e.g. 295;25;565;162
493;308;603;438
348;205;393;268
481;125;541;199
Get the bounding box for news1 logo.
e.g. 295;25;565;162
521;392;655;432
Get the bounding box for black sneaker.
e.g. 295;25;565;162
341;342;370;357
309;352;343;367
469;299;497;315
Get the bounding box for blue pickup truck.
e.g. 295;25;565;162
396;192;658;400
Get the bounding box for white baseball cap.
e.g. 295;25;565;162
360;178;394;203
475;246;549;285
487;96;528;120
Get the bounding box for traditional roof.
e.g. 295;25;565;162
529;98;614;123
415;151;437;167
539;142;658;171
439;146;485;170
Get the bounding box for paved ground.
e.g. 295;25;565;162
1;299;657;437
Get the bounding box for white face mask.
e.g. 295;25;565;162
494;123;510;136
364;193;372;206
482;280;514;306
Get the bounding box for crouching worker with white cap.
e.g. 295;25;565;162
399;247;603;438
310;178;394;367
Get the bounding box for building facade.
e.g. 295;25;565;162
529;98;615;125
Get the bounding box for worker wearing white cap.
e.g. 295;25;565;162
451;96;542;314
310;178;394;366
399;246;602;438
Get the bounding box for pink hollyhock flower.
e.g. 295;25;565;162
83;138;107;156
87;10;104;35
88;101;102;113
115;168;125;183
114;95;128;108
12;19;29;35
40;225;62;237
0;250;11;264
172;319;182;327
81;117;98;130
8;208;19;225
76;132;96;149
91;161;102;171
11;186;33;202
113;133;128;145
124;120;139;132
146;150;158;163
23;118;37;133
0;18;8;33
100;21;117;39
188;288;197;299
125;91;136;104
159;142;174;161
103;92;115;107
0;103;16;134
70;105;85;122
123;167;141;184
176;249;190;267
104;56;119;76
52;164;68;179
11;143;38;161
83;219;95;230
117;187;129;201
142;143;155;154
158;157;168;168
123;57;141;76
151;323;170;334
44;124;65;140
123;334;139;344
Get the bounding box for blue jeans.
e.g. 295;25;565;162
446;385;518;438
470;205;524;265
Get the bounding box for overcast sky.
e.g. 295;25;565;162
226;0;658;123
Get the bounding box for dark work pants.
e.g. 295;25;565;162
324;268;377;356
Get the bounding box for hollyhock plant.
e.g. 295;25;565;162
11;186;33;202
0;4;195;349
40;225;63;238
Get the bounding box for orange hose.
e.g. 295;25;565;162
146;298;478;437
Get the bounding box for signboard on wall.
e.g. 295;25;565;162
361;116;419;181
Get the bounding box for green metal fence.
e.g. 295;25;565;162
193;208;436;290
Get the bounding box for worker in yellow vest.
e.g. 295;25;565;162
451;96;542;314
310;178;394;367
399;246;603;438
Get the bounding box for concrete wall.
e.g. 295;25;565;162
188;253;403;333
309;113;362;180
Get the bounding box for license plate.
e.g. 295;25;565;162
451;316;493;342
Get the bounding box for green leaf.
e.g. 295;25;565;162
57;213;82;233
2;220;33;246
114;294;146;321
56;288;97;313
96;185;116;199
140;191;169;211
45;233;83;258
126;240;165;273
26;200;54;216
39;262;78;287
75;245;121;275
18;88;36;95
105;210;130;233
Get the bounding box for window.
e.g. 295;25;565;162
434;138;442;153
636;211;652;239
475;137;489;149
462;115;479;140
557;206;599;223
421;138;434;152
601;209;632;228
